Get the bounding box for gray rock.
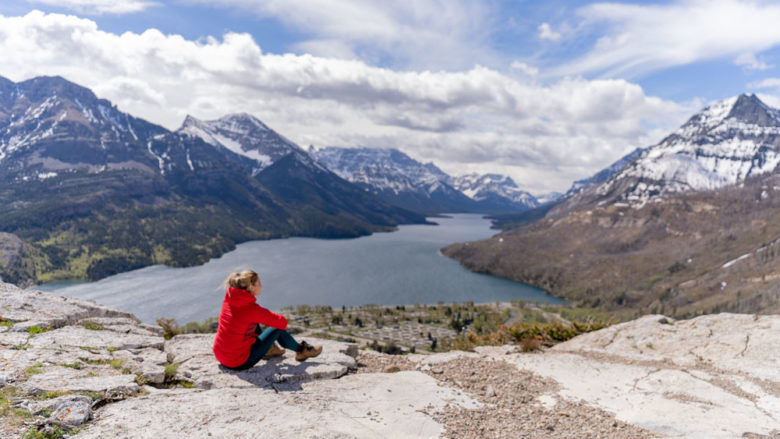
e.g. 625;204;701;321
23;367;139;395
74;371;479;439
503;313;780;439
27;395;93;426
28;325;163;351
166;334;358;389
113;348;168;384
49;397;92;426
0;283;137;329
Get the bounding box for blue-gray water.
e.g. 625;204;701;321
37;214;562;324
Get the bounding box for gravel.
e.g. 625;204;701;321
357;350;658;438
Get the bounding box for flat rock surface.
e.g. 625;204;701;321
501;313;780;439
74;371;478;439
168;334;359;389
28;325;163;351
555;313;780;381
22;367;139;394
0;282;136;328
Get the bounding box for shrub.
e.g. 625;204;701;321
164;363;179;380
156;317;180;340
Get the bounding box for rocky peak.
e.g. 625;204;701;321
572;94;780;207
453;172;539;208
177;112;301;170
14;75;98;106
726;93;780;127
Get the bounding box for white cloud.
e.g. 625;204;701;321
510;61;539;76
749;77;780;89
557;0;780;78
735;53;772;71
26;0;158;15
0;11;689;194
177;0;500;70
538;23;561;41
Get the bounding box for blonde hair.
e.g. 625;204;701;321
225;270;259;290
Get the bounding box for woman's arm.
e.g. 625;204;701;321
250;304;288;330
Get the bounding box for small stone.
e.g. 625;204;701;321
383;365;400;373
485;385;496;397
431;368;443;374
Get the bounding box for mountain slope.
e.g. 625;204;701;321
567;94;780;209
444;94;780;316
178;115;425;233
0;75;423;285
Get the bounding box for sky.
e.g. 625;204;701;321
2;0;780;195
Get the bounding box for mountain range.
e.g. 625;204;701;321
310;146;540;214
0;75;426;285
0;75;543;286
444;94;780;316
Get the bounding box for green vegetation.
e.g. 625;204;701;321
80;322;105;331
35;391;66;400
22;425;68;439
156;317;218;340
26;326;48;335
164;363;179;380
172;300;615;355
24;363;44;377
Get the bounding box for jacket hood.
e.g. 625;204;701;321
225;287;257;307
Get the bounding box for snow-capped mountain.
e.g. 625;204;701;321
588;94;780;206
310;146;477;213
312;147;445;194
453;173;539;210
566;147;645;197
0;75;170;180
311;146;540;214
177;113;324;174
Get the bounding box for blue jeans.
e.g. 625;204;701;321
230;326;300;371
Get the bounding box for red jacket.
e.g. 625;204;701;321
212;287;288;368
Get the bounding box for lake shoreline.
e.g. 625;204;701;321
38;214;562;325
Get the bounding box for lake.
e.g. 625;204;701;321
36;214;563;324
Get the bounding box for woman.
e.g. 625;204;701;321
213;270;322;370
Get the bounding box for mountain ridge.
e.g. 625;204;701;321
311;146;539;214
443;93;780;316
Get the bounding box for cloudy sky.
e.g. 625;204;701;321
2;0;780;194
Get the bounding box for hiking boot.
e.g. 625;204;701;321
264;343;285;359
295;341;322;361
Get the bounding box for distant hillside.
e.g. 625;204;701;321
444;95;780;316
